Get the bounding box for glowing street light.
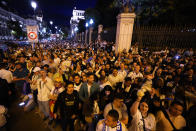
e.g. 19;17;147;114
55;26;58;29
89;19;94;25
89;18;94;45
74;27;78;32
85;23;89;27
31;1;37;10
50;21;53;25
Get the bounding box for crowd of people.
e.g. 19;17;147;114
0;41;196;131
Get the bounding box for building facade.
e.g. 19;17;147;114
0;7;26;40
70;7;85;37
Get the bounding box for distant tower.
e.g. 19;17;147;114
35;9;43;22
70;7;85;37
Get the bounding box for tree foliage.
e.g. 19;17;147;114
88;0;196;26
7;20;26;39
78;19;86;33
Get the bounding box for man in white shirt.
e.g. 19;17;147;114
36;70;55;121
118;63;127;82
74;74;82;92
79;72;100;102
104;94;128;123
156;101;186;131
108;68;121;88
0;63;13;83
128;65;143;81
53;53;61;66
96;109;127;131
99;76;112;91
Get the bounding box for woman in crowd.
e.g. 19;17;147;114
129;92;156;131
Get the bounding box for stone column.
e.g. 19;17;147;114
85;29;88;45
79;33;82;42
82;32;84;42
115;13;136;54
98;24;103;42
89;27;93;44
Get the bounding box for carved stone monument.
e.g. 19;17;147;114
115;0;136;53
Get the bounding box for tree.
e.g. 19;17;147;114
7;20;26;39
78;19;86;33
95;0;120;28
85;8;101;28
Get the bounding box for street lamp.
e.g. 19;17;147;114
89;19;94;45
31;1;37;20
85;23;89;28
89;19;94;25
85;22;89;45
31;1;37;11
55;26;58;29
50;21;53;25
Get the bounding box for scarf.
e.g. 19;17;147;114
103;120;122;131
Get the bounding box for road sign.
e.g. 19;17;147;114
27;25;38;43
28;32;37;40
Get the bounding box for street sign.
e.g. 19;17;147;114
27;25;38;43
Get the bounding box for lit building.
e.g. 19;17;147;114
0;6;48;41
70;7;85;37
0;7;26;40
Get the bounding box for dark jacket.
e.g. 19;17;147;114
53;90;79;118
79;82;100;102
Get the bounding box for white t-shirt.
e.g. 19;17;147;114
104;103;127;121
74;83;82;92
108;74;121;87
118;70;127;82
128;110;156;131
100;81;112;91
96;119;128;131
127;71;143;80
0;69;13;83
54;57;61;65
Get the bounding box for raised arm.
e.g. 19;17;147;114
130;96;142;116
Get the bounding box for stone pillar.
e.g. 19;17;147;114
85;29;88;45
79;33;82;42
82;32;84;42
98;24;103;42
89;27;93;44
115;13;136;54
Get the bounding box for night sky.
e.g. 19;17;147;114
5;0;97;27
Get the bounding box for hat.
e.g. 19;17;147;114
54;77;62;82
33;67;41;72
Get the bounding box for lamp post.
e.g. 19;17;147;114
89;19;94;45
85;22;88;45
31;1;37;19
50;21;53;25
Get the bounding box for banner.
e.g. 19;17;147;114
27;25;39;43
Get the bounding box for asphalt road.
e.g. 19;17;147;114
6;99;61;131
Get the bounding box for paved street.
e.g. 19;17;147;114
7;99;61;131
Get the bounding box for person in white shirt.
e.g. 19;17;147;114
99;76;112;91
36;69;55;121
156;101;186;131
74;73;82;92
53;53;61;66
118;63;127;82
42;55;49;66
96;109;128;131
129;94;156;131
128;65;143;81
0;63;13;83
108;68;121;88
104;94;128;124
